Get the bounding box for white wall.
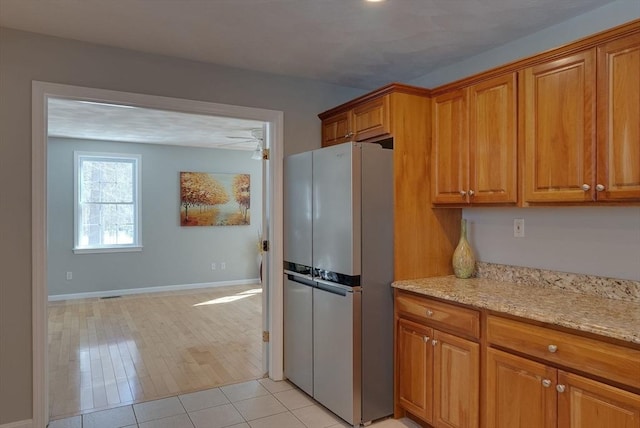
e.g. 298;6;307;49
47;138;263;296
411;0;640;281
0;27;364;425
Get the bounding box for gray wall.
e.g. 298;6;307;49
464;207;640;281
47;138;263;296
411;0;640;282
0;27;364;425
411;0;640;88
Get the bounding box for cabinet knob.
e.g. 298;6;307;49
541;379;552;388
548;344;558;353
431;339;438;346
556;384;566;393
423;336;430;343
582;184;591;191
426;309;434;317
460;190;467;197
468;189;475;197
596;184;605;192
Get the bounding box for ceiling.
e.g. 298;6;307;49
48;98;265;150
0;0;616;90
1;0;617;147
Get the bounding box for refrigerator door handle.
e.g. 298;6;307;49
285;271;316;287
314;278;360;295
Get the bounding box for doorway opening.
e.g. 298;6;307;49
32;82;284;427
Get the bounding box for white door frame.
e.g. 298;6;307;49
31;81;284;427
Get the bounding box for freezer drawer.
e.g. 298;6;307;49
283;273;314;396
313;281;361;426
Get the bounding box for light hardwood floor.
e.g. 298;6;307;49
48;284;264;420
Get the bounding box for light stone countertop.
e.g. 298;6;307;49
392;276;640;345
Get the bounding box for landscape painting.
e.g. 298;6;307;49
180;172;250;226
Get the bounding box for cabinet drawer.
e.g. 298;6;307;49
396;293;480;339
487;315;640;389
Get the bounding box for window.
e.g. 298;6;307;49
74;152;142;253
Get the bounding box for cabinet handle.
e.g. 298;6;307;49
425;309;433;317
547;344;558;353
468;189;475;197
344;131;354;138
556;384;566;393
459;190;467;197
596;184;605;192
431;339;438;346
541;379;552;388
423;336;430;343
582;184;591;191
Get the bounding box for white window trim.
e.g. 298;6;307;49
73;151;142;253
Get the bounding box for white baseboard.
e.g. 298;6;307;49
48;278;261;301
0;419;33;428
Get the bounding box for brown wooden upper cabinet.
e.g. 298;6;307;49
321;110;351;147
597;33;640;201
432;73;517;205
521;32;640;203
320;96;390;146
521;50;597;203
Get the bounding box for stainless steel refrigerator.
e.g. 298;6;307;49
283;142;394;427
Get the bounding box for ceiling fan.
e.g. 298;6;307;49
226;128;265;159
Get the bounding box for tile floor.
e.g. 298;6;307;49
48;378;422;428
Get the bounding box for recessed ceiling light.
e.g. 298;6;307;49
366;0;385;2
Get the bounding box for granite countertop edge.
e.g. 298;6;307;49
392;276;640;345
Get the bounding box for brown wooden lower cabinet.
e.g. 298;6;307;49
486;347;640;428
395;291;640;428
396;310;480;427
558;371;640;428
433;330;480;428
397;319;433;422
486;348;558;427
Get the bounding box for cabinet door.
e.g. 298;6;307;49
469;73;517;204
397;318;433;423
486;348;557;428
352;96;390;141
432;89;470;204
521;50;596;202
433;330;479;428
558;371;640;428
597;33;640;201
321;111;351;147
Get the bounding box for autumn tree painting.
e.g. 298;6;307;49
180;172;250;226
233;174;250;222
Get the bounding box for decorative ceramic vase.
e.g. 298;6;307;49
452;219;475;279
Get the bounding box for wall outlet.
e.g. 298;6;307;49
66;271;73;280
220;262;226;270
211;262;217;270
514;218;525;238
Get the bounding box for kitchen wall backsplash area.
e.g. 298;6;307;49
474;262;640;303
